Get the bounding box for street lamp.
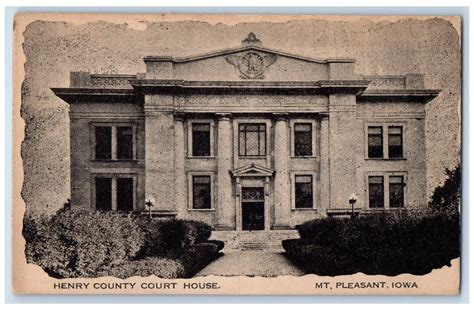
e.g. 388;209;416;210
349;193;358;218
145;196;155;219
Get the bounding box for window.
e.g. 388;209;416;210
95;176;135;212
388;126;403;158
366;124;405;159
294;123;312;156
95;177;112;211
368;126;383;158
192;123;211;156
239;123;266;156
117;177;134;212
116;127;134;160
295;175;313;209
192;176;212;209
368;176;384;208
389;176;404;208
94;125;135;160
367;174;406;209
95;127;112;160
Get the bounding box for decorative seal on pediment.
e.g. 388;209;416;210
225;51;277;79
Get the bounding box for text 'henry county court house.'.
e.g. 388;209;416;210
52;33;439;231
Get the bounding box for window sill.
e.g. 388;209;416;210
291;156;317;159
187;156;215;159
365;157;407;161
92;159;139;163
365;208;405;211
291;208;318;211
239;156;267;159
187;208;215;212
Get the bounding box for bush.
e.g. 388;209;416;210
23;207;144;278
108;257;185;279
136;218;214;257
284;211;460;276
24;208;221;279
207;240;225;252
188;220;212;243
429;164;460;213
180;243;219;278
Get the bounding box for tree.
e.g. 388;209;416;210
429;164;461;212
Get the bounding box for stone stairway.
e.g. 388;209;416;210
210;230;300;252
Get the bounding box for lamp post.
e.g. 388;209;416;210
145;196;155;219
349;194;358;219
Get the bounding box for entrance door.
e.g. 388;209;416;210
241;187;265;231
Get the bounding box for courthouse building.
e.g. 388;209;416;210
52;33;439;231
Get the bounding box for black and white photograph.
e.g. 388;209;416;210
11;13;461;295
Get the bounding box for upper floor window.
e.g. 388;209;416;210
95;127;112;160
388;126;403;158
368;126;383;158
295;175;313;209
117;127;134;160
192;123;211;156
192;176;212;209
294;123;313;157
366;124;405;160
94;125;135;160
239;123;266;156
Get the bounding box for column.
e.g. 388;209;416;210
235;177;242;231
273;113;291;229
111;126;117;160
174;113;186;216
216;113;234;230
319;114;330;211
111;178;117;211
264;176;271;230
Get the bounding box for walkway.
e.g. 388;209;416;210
195;251;305;277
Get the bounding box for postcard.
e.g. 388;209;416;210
11;13;461;295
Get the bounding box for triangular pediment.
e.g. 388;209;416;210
231;164;275;177
170;45;328;65
143;33;354;82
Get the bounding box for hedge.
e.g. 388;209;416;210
23;207;144;278
108;257;185;279
23;206;222;279
135;218;215;257
284;210;460;276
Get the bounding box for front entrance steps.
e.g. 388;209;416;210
210;230;299;252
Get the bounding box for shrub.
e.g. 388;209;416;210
136;218;214;257
108;257;185;279
207;240;225;252
23;206;144;278
188;220;212;243
429;164;461;213
180;243;219;278
285;210;459;276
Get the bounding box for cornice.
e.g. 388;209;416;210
51;87;142;104
129;79;369;95
143;45;355;65
358;89;441;103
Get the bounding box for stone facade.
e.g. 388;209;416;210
52;33;439;231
